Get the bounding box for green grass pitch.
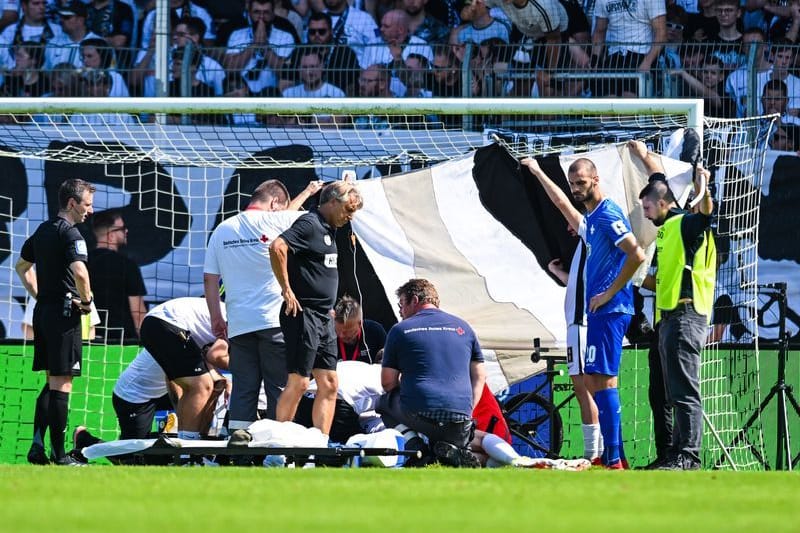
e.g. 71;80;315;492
1;465;798;533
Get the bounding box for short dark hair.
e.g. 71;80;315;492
58;179;96;209
334;295;362;323
179;16;207;38
396;278;440;308
638;179;676;204
308;11;332;28
92;208;122;232
251;179;290;205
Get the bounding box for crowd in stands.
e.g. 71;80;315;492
0;0;799;136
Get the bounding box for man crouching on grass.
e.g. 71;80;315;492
378;278;487;467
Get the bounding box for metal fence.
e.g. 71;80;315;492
0;40;774;118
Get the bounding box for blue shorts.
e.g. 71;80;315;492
584;312;631;376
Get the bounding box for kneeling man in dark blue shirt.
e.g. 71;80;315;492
379;278;487;467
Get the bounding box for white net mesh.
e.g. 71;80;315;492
0;98;776;468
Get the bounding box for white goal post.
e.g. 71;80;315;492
0;96;776;471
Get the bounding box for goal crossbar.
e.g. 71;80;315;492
0;96;704;123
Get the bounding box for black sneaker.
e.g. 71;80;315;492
657;453;701;471
432;441;481;468
27;443;49;465
635;456;670;470
53;454;87;467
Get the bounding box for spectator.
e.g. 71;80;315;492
725;28;770;118
403;0;450;45
0;0;18;33
761;78;800;126
44;1;100;69
357;63;393;97
269;181;364;438
69;69;134;124
80;37;129;96
224;0;295;96
15;178;95;466
378;278;486;467
0;0;61;71
670;56;736;117
282;49;345;125
430;44;463;97
132;17;224;98
757;38;800;114
591;0;666;97
770;122;800;151
44;61;79;96
204;179;323;432
685;0;719;43
364;8;435;69
88;209;147;342
483;0;567;96
708;0;743;70
282;48;346;97
404;53;434;97
2;41;49;96
322;0;380;68
85;0;133;66
140;0;215;48
659;4;689;71
169;45;216;98
281;12;361;96
274;0;305;39
360;9;434;96
455;0;509;47
333;296;387;365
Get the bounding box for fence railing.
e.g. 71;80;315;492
0;41;771;118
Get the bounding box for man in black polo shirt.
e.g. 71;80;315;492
15;178;96;466
269;181;364;437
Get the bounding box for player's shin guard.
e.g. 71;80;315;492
595;388;621;466
48;390;69;460
32;384;50;447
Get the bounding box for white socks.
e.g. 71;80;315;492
582;423;603;460
482;433;520;465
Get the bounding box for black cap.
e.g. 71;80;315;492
59;1;88;18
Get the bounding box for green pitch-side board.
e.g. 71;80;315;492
0;343;797;469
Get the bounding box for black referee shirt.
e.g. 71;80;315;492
280;210;338;312
20;216;88;304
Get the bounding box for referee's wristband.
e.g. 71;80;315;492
80;297;93;306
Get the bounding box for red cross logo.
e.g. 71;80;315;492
260;234;269;243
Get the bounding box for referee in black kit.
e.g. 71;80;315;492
15;178;96;466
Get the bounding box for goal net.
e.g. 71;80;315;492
0;97;773;470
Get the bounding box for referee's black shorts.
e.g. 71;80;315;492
139;316;208;381
32;301;82;376
280;306;337;377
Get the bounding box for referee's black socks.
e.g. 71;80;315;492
48;390;70;460
32;384;50;447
